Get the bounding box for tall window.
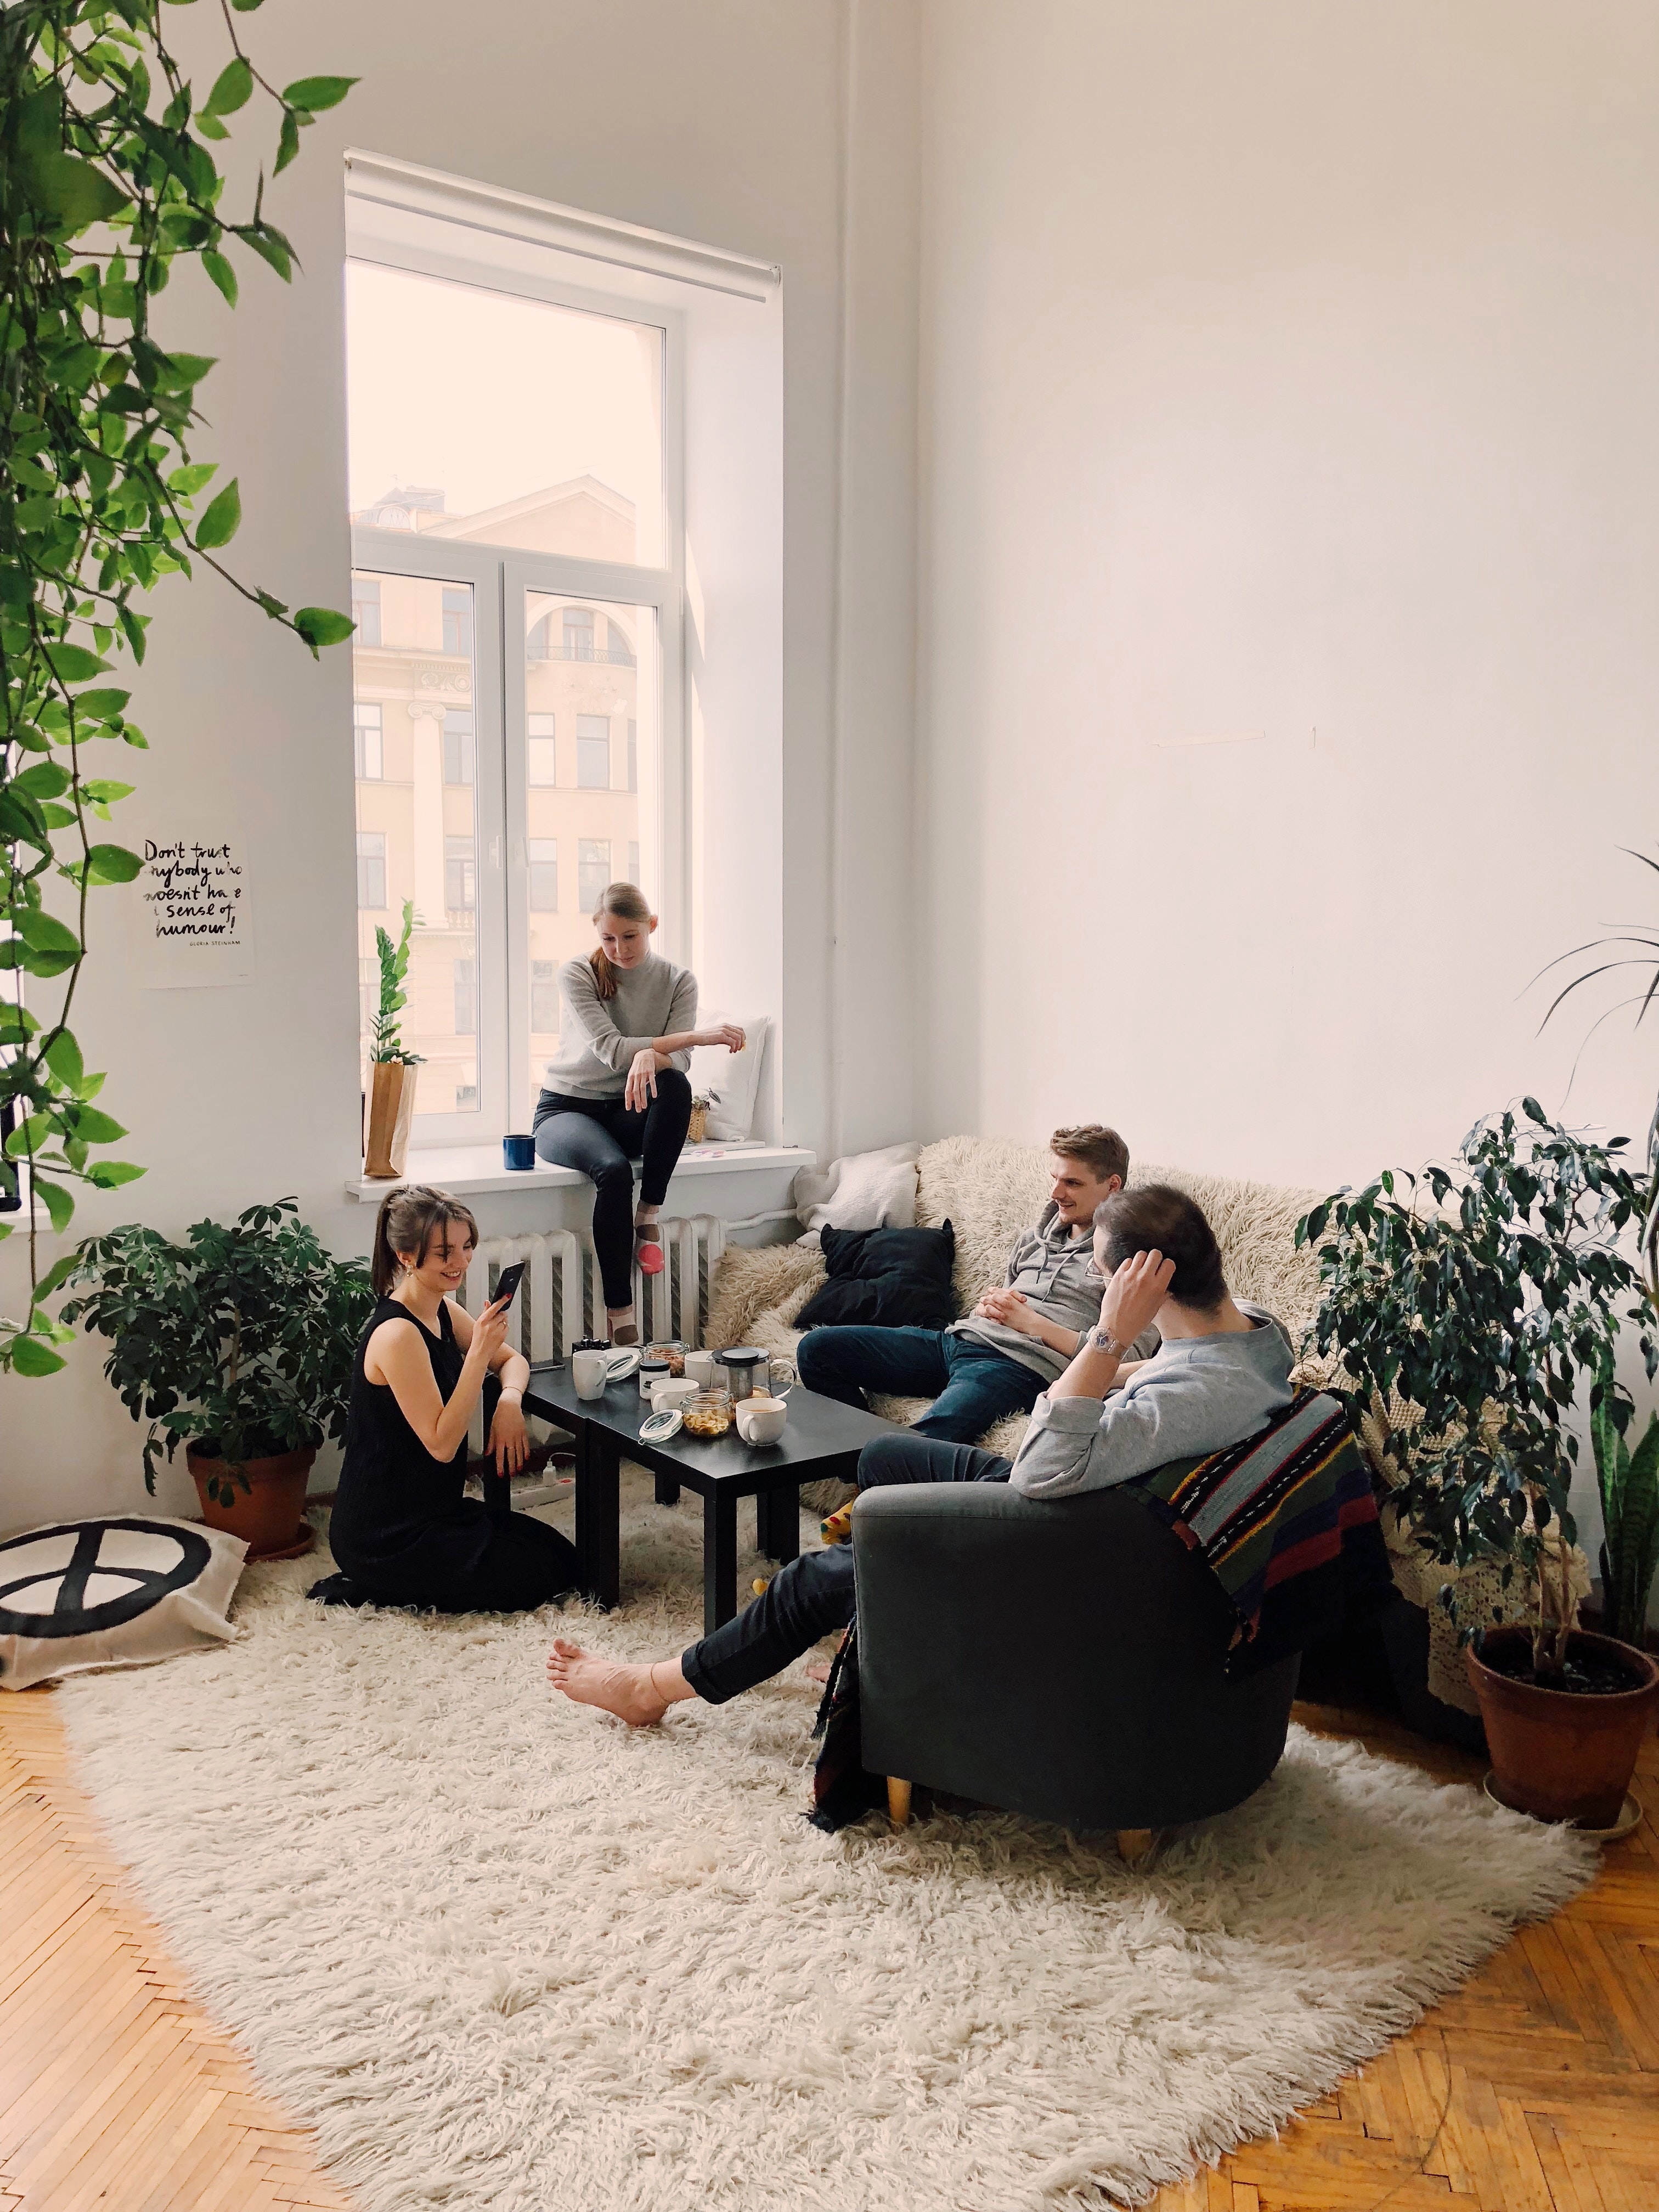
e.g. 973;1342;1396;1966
531;958;559;1033
527;713;557;786
356;831;386;910
352;576;382;646
354;701;383;780
528;838;559;911
578;839;611;913
443;709;475;786
442;586;472;658
576;714;611;790
346;244;675;1141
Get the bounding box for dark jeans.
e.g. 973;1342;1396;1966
533;1068;692;1308
797;1324;1045;1443
680;1431;1012;1704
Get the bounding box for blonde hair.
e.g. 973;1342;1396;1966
1050;1124;1130;1187
588;881;653;1001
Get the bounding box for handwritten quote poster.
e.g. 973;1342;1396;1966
132;825;255;989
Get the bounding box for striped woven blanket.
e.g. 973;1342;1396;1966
1132;1389;1394;1676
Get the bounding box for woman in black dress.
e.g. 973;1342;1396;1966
312;1186;577;1612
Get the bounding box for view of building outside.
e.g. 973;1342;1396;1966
350;569;482;1116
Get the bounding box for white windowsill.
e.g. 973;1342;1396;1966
344;1140;813;1203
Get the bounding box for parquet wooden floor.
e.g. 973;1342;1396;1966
0;1685;350;2212
1152;1704;1659;2212
2;1683;1654;2212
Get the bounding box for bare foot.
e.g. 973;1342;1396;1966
546;1637;668;1726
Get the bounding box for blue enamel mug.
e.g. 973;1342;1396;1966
503;1133;536;1170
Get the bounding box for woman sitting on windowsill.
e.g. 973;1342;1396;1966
532;881;744;1346
309;1186;578;1613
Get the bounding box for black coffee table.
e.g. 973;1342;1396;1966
509;1363;901;1634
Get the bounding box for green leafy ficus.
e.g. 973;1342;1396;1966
0;4;358;1376
1299;1101;1658;1679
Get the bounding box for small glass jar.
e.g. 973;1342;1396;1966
682;1389;734;1438
646;1341;686;1378
638;1358;672;1402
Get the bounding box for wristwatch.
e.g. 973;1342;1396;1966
1090;1329;1130;1359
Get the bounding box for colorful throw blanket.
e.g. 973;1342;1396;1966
1132;1390;1394;1676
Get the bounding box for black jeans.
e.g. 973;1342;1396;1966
679;1431;1012;1704
533;1069;693;1309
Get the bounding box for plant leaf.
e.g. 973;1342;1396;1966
204;57;253;117
293;605;355;652
201;250;239;307
195;478;242;549
281;75;358;111
9;1333;67;1376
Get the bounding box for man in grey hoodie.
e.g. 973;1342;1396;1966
797;1125;1160;1443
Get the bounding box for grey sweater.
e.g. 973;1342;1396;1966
949;1201;1159;1385
1009;1303;1294;1497
541;953;698;1101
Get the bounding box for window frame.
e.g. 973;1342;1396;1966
347;245;686;1149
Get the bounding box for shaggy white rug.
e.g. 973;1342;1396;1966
57;1472;1596;2212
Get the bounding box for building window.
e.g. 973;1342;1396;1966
578;838;611;914
453;958;477;1035
356;831;386;911
531;958;558;1032
576;714;611;789
627;719;637;793
628;842;640;888
562;605;595;661
442;586;472;659
354;700;383;780
353;576;382;647
528;838;559;911
445;834;476;914
527;713;557;786
443;709;475;786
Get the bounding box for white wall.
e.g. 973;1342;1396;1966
917;0;1659;1191
0;0;922;1533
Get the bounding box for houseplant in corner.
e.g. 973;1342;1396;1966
63;1198;374;1559
1300;1102;1659;1829
364;899;422;1178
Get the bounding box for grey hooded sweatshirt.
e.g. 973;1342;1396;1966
1009;1304;1294;1497
948;1201;1160;1385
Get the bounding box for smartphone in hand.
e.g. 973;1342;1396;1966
490;1261;526;1311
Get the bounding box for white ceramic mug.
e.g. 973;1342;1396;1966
684;1350;718;1390
651;1377;697;1413
735;1396;789;1445
572;1348;610;1400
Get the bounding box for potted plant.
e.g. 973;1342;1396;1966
1591;1378;1659;1648
689;1093;711;1145
365;899;423;1178
1300;1102;1659;1827
62;1199;375;1560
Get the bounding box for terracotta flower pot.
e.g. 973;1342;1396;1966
364;1060;417;1178
1465;1626;1659;1828
187;1444;317;1562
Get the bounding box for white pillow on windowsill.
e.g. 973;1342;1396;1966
687;1015;770;1142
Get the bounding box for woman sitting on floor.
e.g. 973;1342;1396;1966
533;880;746;1346
310;1187;578;1613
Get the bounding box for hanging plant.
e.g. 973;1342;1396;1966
0;1;356;1374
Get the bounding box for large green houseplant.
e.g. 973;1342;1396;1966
1;2;356;1377
1299;1102;1659;1826
63;1197;374;1556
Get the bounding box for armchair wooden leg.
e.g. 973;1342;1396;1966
1116;1828;1153;1864
887;1778;912;1829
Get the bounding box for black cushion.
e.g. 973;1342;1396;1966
796;1221;957;1331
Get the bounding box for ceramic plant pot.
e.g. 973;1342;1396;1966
187;1445;317;1562
365;1060;417;1178
1466;1626;1659;1827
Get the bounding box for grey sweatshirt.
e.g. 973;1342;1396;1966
541;953;698;1101
1009;1303;1294;1497
949;1201;1160;1385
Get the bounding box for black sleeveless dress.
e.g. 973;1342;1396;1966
321;1296;577;1613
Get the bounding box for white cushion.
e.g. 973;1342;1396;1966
689;1014;769;1142
0;1515;245;1690
794;1141;921;1233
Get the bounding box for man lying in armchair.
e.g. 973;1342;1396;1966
545;1182;1294;1727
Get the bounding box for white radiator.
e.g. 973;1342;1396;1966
459;1215;730;1451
